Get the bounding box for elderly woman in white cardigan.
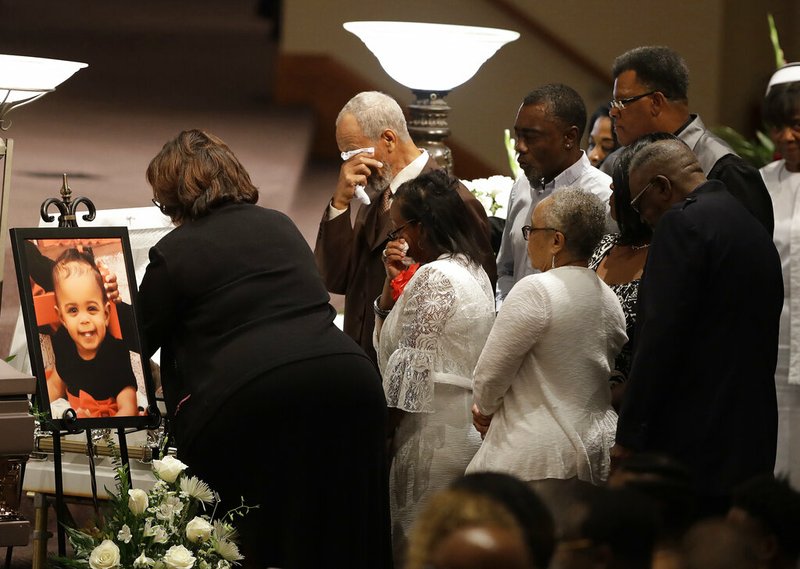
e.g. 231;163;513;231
468;187;627;486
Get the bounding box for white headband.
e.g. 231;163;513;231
766;63;800;95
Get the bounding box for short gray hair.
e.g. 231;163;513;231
336;91;412;142
543;187;606;259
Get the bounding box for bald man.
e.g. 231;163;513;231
613;133;782;515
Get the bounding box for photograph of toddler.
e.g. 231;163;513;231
46;247;138;417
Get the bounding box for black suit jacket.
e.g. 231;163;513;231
616;180;782;495
139;204;367;448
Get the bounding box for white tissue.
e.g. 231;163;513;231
340;147;375;205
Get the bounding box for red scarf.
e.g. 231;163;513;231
390;263;420;301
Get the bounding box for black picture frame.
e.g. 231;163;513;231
11;226;159;431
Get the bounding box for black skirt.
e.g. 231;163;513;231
181;352;392;569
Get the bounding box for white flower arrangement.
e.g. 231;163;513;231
52;440;255;569
463;175;515;220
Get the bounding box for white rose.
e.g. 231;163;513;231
152;456;189;483
128;489;149;515
185;517;213;543
163;544;196;569
89;539;121;569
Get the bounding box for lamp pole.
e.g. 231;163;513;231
407;90;453;174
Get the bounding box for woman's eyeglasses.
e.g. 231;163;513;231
387;220;417;241
521;225;559;241
152;198;167;214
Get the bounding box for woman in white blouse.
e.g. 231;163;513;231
467;187;626;485
760;65;800;487
374;170;495;563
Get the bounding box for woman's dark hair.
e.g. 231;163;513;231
763;81;800;128
611;145;653;246
588;104;619;153
146;129;258;224
450;472;555;569
394;170;489;265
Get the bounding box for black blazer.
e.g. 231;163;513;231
139;203;367;448
616;180;782;495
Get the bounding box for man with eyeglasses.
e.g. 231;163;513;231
314;91;495;364
613;134;782;516
495;84;614;306
601;45;774;234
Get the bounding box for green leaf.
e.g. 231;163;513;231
504;129;520;179
711;125;774;168
768;13;786;68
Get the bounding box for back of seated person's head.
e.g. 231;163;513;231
608;452;696;541
450;472;555;569
429;525;533;569
405;488;533;569
682;518;760;569
728;474;800;569
552;485;658;569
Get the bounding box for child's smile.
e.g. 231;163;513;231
54;269;110;360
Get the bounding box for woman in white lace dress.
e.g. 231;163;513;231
374;170;496;563
468;188;627;486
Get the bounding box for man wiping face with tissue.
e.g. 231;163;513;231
314;91;496;365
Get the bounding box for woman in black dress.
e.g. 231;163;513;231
139;129;391;569
588;145;653;408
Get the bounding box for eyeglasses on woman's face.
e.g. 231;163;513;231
152;198;167;214
521;225;559;241
387;220;417;241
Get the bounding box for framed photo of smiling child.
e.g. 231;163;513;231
11;226;159;430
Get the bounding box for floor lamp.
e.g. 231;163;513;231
343;21;519;174
0;54;87;297
0;53;86;553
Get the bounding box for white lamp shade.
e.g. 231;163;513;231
343;21;519;92
0;54;88;104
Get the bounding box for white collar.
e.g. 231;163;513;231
390;149;429;193
544;151;591;190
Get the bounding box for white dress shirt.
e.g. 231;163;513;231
495;151;614;304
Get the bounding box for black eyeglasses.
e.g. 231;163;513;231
387;220;417;241
152;198;167;214
609;90;657;111
521;225;559;241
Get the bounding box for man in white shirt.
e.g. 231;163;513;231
314;91;494;363
496;84;614;304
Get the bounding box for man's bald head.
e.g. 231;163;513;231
626;133;706;227
629;134;703;185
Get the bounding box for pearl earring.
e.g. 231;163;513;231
551;255;556;269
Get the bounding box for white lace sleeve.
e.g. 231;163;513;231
383;266;457;413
